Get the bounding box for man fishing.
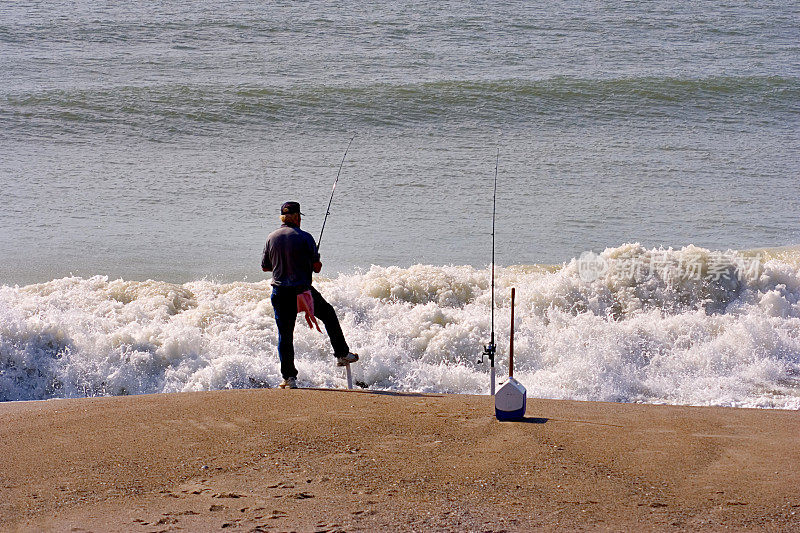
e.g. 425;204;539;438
262;201;358;389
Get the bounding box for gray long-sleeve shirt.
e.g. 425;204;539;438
261;224;320;288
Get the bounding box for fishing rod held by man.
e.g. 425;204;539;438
318;133;356;249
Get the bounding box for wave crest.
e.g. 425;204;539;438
3;76;797;137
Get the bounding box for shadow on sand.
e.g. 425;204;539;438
498;416;549;424
303;387;444;398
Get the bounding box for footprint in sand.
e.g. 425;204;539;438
313;524;344;533
212;492;246;498
267;481;295;489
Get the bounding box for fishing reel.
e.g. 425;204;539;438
478;342;496;364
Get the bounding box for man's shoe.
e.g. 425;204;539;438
336;352;359;366
279;377;298;389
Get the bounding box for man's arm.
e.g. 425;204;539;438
310;235;321;273
261;242;272;272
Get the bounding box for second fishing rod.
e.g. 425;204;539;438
482;148;499;396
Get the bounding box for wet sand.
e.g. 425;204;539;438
1;388;798;532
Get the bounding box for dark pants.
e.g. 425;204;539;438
271;285;350;379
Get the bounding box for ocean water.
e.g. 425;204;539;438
1;1;799;406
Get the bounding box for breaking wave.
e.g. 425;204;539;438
2;243;799;408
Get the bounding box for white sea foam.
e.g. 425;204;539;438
1;244;799;408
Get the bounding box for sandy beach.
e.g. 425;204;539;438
1;389;798;532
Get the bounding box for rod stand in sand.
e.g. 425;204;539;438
345;362;353;390
483;343;496;396
490;361;495;396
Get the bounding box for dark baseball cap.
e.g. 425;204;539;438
280;201;304;215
